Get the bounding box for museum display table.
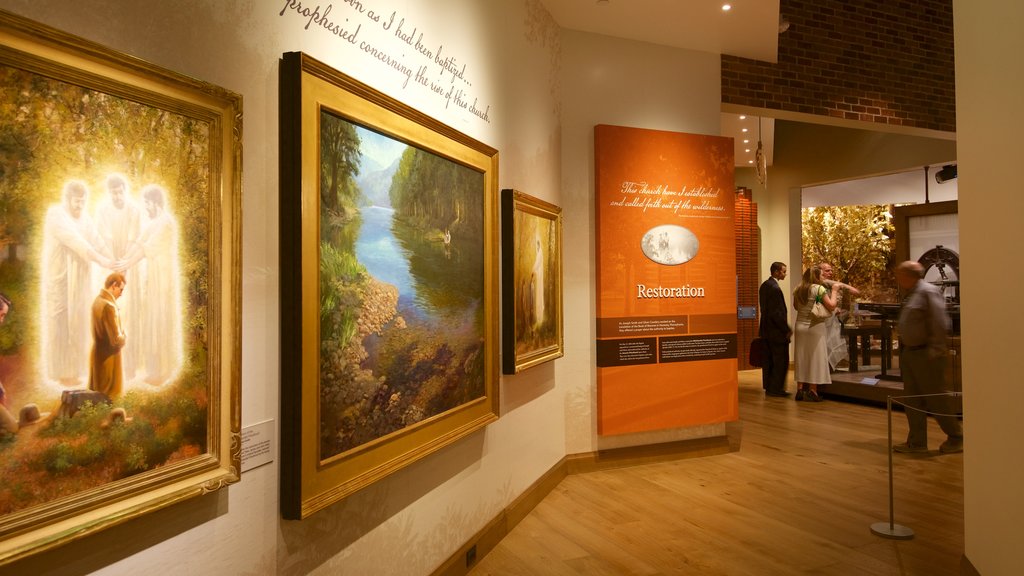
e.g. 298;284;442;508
856;304;901;381
840;324;884;373
827;303;961;406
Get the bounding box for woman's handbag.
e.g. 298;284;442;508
811;286;832;319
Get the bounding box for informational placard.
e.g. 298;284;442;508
594;124;738;435
241;419;275;473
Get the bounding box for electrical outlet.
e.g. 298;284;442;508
465;544;477;567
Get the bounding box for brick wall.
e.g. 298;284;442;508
735;188;759;370
722;0;955;132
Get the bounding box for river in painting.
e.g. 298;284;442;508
318;123;485;460
355;205;480;331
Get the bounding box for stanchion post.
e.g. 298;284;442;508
871;395;915;539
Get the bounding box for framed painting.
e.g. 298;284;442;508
279;52;499;519
0;10;241;564
500;190;563;374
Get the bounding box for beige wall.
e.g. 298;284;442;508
955;1;1024;573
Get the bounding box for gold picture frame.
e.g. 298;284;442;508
500;190;564;374
279;52;499;519
0;10;241;564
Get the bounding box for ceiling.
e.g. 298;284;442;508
802;165;959;208
537;0;781;62
538;0;781;168
720;113;774;171
539;0;957;202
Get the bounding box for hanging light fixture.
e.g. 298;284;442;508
755;117;767;187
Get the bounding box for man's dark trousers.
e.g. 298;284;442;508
762;340;788;394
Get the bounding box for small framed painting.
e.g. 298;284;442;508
501;189;563;374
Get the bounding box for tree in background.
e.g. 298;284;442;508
801;204;898;304
319;111;362;221
389;146;483;235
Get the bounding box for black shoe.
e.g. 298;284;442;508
795;390;806;401
766;390;791;398
893;442;929;454
939;438;963;453
805;390;824;402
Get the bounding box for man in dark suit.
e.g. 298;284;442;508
759;262;792;397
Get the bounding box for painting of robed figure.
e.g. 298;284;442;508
279;52;499;519
500;189;564;374
0;11;240;564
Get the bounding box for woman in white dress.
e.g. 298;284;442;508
792;266;841;402
819;262;861;371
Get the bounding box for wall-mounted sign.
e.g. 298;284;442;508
594;124;738;436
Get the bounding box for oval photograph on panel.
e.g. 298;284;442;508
640;224;699;265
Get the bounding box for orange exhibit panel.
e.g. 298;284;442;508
594;124;738;435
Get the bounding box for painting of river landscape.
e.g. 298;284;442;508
279;51;499;518
318;114;486;459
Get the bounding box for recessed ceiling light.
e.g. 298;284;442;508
745;149;750;153
739;115;746;120
722;4;732;12
741;128;748;133
747;159;753;164
743;139;749;144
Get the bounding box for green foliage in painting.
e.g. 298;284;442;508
315;119;487;460
319;111;362;217
0;258;26;353
319;241;364;348
801;204;897;302
389;147;483;235
0;64;210;359
0;62;213;516
0;363;208;508
318;111;367;350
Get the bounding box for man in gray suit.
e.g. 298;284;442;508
892;261;963;454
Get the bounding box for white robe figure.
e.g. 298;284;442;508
122;185;183;386
41;182;109;385
532;237;545;330
95;178;143;380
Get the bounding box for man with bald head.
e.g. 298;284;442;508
819;262;860;371
892;260;963;454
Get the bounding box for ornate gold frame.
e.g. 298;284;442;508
0;10;241;564
279;52;499;519
500;189;564;374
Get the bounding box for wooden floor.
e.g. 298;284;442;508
469;370;964;575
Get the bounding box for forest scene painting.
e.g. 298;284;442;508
317;111;486;461
0;62;212;519
280;52;496;518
